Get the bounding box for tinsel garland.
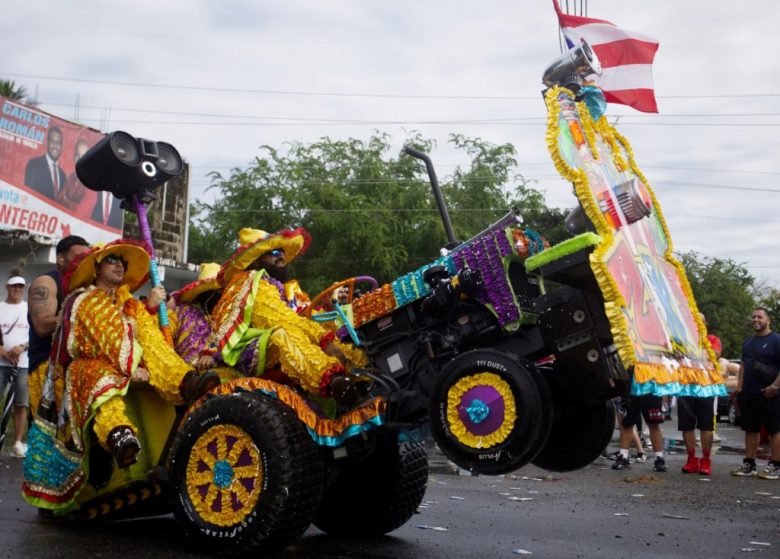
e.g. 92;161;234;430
352;284;397;328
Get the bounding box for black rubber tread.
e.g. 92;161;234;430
313;430;428;537
428;349;552;475
531;398;615;472
169;394;323;555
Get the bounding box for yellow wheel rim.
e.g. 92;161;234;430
185;424;263;527
445;372;517;449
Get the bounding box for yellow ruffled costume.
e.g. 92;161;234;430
212;270;366;394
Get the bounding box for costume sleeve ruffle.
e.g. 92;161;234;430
122;291;192;403
252;278;330;345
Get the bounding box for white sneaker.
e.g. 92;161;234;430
10;441;27;458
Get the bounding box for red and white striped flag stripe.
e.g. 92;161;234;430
552;0;659;113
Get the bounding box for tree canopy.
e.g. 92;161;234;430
677;251;756;358
189;133;567;293
0;79;31;103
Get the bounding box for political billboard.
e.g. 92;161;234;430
0;97;122;244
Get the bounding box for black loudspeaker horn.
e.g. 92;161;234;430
76;130;184;199
542;37;602;88
155;142;184;177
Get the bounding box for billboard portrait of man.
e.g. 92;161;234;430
23;126;67;201
91;190;123;229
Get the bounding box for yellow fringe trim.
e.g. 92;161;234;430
634;363;724;387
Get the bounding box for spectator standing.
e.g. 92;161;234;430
612;395;666;472
26;236;90;414
677;315;721;476
605;397;647;464
0;270;30;458
731;308;780;479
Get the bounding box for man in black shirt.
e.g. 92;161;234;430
27;236;90;413
731;308;780;479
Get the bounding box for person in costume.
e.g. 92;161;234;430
169;263;247;384
49;240;220;468
170;262;223;370
211;227;367;405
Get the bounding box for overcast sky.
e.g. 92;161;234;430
3;1;779;287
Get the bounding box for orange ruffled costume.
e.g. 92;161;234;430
64;283;191;452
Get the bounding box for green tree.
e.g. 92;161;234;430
190;133;564;293
677;251;756;358
0;79;29;101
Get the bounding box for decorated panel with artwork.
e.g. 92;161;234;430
544;85;724;397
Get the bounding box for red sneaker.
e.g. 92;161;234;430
681;455;700;474
699;457;712;476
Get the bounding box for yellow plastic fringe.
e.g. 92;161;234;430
445;372;517;449
120;287;192;403
92;396;134;449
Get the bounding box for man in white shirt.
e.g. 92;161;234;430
0;271;30;458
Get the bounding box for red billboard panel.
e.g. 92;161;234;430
0;97;122;244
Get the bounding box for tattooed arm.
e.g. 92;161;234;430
28;274;60;337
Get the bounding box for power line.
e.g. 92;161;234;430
188;176;780;193
5;72;780;101
37;100;780;122
194;207;780;224
189;162;780;177
42;115;780;128
642;165;780;177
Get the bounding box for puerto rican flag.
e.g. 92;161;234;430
552;0;659;113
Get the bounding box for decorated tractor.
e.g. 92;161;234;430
342;39;724;475
21;40;724;557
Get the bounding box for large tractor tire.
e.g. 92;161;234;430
313;430;428;537
532;398;615;472
428;349;552;475
169;394;323;555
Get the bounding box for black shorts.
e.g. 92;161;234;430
677;396;715;432
738;393;780;434
622;395;664;427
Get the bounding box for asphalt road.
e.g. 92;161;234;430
0;423;778;559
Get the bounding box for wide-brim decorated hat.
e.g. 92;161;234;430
218;227;311;286
172;262;221;304
62;238;151;295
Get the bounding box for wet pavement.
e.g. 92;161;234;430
1;421;778;559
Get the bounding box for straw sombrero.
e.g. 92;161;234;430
217;227;311;286
172;262;221;304
62;238;151;294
